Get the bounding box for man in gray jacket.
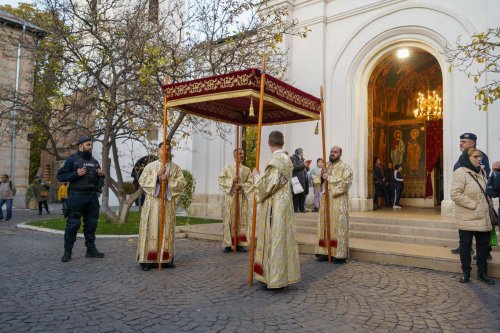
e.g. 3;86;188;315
0;174;16;222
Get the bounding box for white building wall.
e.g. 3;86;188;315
189;0;500;216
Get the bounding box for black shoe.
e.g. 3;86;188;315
332;258;347;264
316;255;328;262
61;250;72;262
141;263;151;271
477;273;495;285
294;210;299;213
451;247;460;254
459;272;470;283
163;263;176;269
86;247;105;258
236;245;247;253
223;247;232;253
312;208;319;212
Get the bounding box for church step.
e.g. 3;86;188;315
349;230;457;247
296;235;500;279
297;223;457;239
294;215;457;230
350;223;458;239
177;223;500;279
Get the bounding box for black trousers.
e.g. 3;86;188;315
293;193;305;212
459;229;490;275
64;191;100;251
38;200;49;214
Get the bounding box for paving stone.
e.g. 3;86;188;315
1;211;500;332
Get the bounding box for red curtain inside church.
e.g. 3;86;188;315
425;119;443;197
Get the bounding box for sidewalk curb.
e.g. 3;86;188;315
16;222;139;239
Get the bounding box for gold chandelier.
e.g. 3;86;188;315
413;89;442;120
413;53;443;121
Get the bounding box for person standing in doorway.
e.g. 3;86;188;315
392;164;404;209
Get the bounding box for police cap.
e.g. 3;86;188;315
76;136;92;146
459;133;477;141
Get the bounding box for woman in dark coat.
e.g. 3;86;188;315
290;148;306;213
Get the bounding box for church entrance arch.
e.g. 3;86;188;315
367;47;443;209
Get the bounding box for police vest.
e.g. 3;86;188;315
69;156;100;191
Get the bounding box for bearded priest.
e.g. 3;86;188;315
218;148;252;253
137;141;185;271
315;146;353;264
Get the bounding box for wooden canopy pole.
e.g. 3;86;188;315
249;53;266;286
233;126;240;254
158;76;169;271
320;86;331;263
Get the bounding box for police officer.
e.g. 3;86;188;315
57;136;105;262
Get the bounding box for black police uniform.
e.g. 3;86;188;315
57;150;104;258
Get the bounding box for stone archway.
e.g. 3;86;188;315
367;47;443;209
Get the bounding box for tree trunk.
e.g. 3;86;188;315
116;188;143;224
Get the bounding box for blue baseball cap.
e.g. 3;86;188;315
76;136;92;145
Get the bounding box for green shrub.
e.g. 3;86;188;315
179;169;195;212
122;181;136;195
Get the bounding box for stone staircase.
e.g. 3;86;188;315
293;208;499;278
178;208;499;278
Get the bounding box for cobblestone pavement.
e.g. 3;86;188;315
1;208;500;333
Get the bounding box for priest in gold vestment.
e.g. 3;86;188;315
316;146;353;264
137;142;185;271
218;148;252;253
252;131;301;289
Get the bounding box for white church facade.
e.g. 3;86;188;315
187;0;500;218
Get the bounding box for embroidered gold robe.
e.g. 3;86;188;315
252;150;301;288
316;159;353;259
137;160;185;264
218;162;252;247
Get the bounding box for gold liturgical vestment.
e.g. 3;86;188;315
137;160;185;264
218;162;252;247
253;150;301;288
315;159;353;259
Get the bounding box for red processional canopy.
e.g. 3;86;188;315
161;68;320;125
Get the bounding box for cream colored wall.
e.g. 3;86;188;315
0;24;36;207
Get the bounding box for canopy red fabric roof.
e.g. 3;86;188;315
161;68;320;126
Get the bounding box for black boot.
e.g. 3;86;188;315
459;272;470;283
236;245;247;253
223;247;232;253
332;258;347;264
140;263;151;271
86;246;105;258
477;273;495;285
315;254;328;262
61;250;72;262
